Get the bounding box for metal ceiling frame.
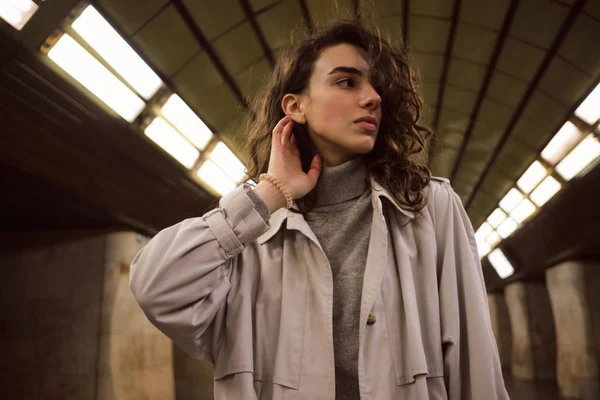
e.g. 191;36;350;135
170;0;249;109
352;0;361;20
402;0;410;42
429;0;460;165
239;0;275;68
298;0;313;33
473;76;600;230
465;0;587;211
449;0;518;182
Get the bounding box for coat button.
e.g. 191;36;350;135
367;313;376;325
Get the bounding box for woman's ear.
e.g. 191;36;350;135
282;93;307;124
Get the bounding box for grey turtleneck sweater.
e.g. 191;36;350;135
247;155;372;399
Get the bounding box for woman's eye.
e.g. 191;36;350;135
337;78;355;88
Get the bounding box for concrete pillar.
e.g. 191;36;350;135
488;293;512;371
97;232;175;400
505;280;557;380
546;260;600;399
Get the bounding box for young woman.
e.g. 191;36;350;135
130;21;509;400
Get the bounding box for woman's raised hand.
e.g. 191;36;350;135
269;115;322;199
254;115;322;213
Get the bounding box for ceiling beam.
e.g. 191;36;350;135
239;0;275;68
428;0;461;166
465;0;586;210
298;0;313;33
402;0;410;42
352;0;361;21
449;0;518;182
170;0;249;109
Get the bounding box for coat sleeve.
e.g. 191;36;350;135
129;184;270;361
429;180;510;399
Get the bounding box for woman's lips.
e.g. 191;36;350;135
355;121;377;131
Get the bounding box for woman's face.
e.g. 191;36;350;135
293;43;382;167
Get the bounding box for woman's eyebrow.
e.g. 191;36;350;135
327;66;364;76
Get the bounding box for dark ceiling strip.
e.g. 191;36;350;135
465;0;586;210
298;0;313;33
170;0;249;109
239;0;275;68
130;2;171;37
255;0;284;15
428;0;461;165
402;0;410;41
449;0;518;182
352;0;361;20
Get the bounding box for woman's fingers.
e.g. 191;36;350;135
281;118;294;146
272;115;291;146
307;154;322;184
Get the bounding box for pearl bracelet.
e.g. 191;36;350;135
258;173;293;209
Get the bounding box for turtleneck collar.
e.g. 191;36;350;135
314;154;369;207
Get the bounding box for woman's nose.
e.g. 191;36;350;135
361;87;382;110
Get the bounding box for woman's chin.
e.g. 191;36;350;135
348;136;377;154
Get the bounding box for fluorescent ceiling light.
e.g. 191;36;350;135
499;188;524;213
0;0;38;31
517;161;547;193
541;121;582;165
497;218;518;239
209;142;246;182
575;83;600;125
487;208;507;229
197;160;236;196
161;94;213;150
555;134;600;180
530;175;561;207
488;248;514;279
47;34;145;122
475;222;493;244
485;231;502;248
477;240;491;259
144;117;199;168
509;199;536;223
72;6;162;100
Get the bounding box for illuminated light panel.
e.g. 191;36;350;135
517;161;547;194
197;160;236;196
0;0;38;31
509;199;536;223
477;240;491;259
47;34;145;122
555;134;600;180
499;188;524;213
487;208;507;229
575;83;600;125
161;94;213;150
144;117;199;169
72;5;162;100
485;231;502;248
475;222;494;244
210;142;246;182
488;248;514;279
497;218;518;239
530;176;561;207
541;121;582;165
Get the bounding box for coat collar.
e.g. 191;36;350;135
257;175;415;245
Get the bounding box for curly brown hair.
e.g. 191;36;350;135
241;19;433;215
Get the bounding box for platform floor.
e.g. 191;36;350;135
503;374;567;400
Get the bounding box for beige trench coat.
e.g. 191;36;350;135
130;176;510;399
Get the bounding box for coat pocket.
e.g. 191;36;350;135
251;302;303;389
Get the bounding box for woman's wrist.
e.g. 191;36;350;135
253;180;287;214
